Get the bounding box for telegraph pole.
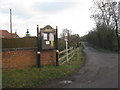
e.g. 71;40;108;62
10;9;12;34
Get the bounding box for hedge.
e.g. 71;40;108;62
2;38;37;49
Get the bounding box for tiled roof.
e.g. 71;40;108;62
0;30;10;36
0;30;19;38
12;33;18;36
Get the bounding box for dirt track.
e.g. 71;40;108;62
40;43;118;88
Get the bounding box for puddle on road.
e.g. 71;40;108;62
60;80;73;84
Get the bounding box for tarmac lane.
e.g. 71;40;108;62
40;43;118;88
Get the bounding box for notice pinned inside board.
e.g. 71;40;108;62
50;40;54;46
43;33;47;40
46;41;50;45
49;33;54;41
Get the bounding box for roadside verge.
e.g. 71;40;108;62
3;46;86;88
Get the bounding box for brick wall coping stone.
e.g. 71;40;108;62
1;47;37;52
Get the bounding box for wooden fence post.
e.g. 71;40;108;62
56;26;59;66
37;25;40;67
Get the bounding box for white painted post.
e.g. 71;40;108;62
66;39;68;62
65;33;68;62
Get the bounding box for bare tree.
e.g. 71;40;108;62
90;0;118;28
84;0;119;51
59;28;72;38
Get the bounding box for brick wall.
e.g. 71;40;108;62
41;50;56;65
2;48;56;69
2;49;37;69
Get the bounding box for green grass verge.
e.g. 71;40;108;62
2;46;85;88
86;42;117;53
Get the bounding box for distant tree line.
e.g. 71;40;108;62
82;0;119;51
84;23;118;51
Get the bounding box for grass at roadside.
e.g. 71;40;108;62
2;46;85;88
86;42;117;53
95;47;118;53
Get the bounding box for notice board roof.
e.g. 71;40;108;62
40;25;54;30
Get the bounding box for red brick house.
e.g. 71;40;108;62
11;32;19;38
0;30;19;38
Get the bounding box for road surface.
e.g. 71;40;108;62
40;43;118;88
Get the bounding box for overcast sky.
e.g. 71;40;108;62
0;0;95;37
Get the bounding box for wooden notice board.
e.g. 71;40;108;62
40;25;56;50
